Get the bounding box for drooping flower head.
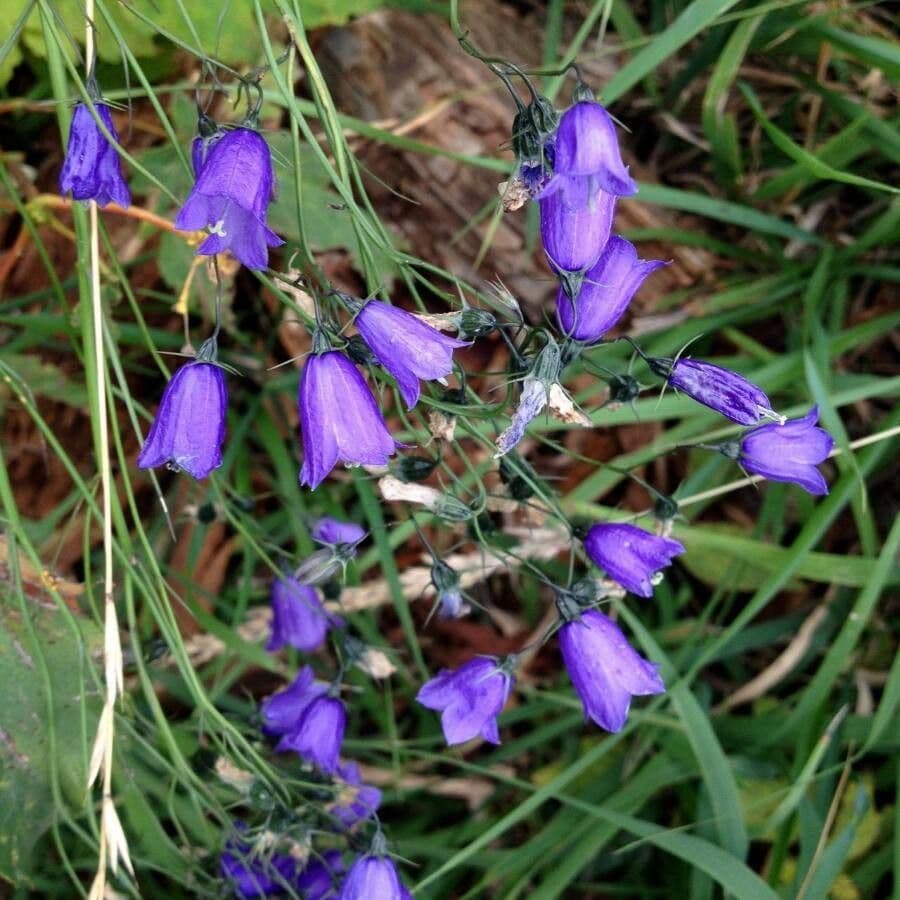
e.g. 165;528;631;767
417;656;515;746
330;761;382;828
137;342;227;480
297;850;346;900
430;557;465;619
299;349;400;490
651;357;778;426
220;823;298;898
550;92;637;197
311;516;367;547
738;406;834;495
556;236;666;342
539;176;616;275
59;99;131;208
583;523;684;598
348;298;468;410
260;665;327;737
339;845;411;900
175;127;283;270
559;608;665;732
276;694;346;773
266;577;341;654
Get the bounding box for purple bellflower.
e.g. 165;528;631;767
276;694;346;773
260;666;327;737
539;176;616;274
583;523;684;598
175;127;283;270
559;609;665;732
330;761;382;828
654;357;778;426
60;101;131;208
550;98;637;197
220;825;297;898
351;299;468;410
339;851;411;900
137;349;227;480
266;577;341;654
297;850;345;900
739;406;834;495
556;236;666;342
299;350;400;490
311;516;367;547
417;656;514;746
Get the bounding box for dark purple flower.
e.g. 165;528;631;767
583;523;684;598
137;361;226;480
266;577;340;653
416;657;513;746
539;175;616;273
330;761;382;828
175;127;283;270
664;358;776;425
298;850;345;899
556;236;666;341
220;826;297;898
559;609;665;732
551;100;637;196
59;101;131;208
260;666;327;737
299;351;399;489
354;300;468;410
740;406;834;495
339;854;411;900
311;517;367;546
276;695;346;773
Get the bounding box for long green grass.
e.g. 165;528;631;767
1;0;898;898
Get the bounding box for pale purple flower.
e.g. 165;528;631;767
330;761;382;828
311;517;367;546
266;577;340;654
740;406;834;495
417;657;514;746
276;695;346;773
556;236;666;341
59;101;131;208
551;99;637;196
354;300;468;409
663;358;776;425
299;351;399;490
539;175;616;273
137;361;226;480
220;824;297;898
339;854;411;900
298;850;345;899
260;666;327;737
559;609;665;732
175;127;283;270
583;523;684;598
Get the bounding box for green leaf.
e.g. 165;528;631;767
0;355;88;411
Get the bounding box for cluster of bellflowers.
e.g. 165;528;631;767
60;57;838;898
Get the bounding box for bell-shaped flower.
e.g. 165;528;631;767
137;358;227;480
431;558;466;619
416;656;514;746
352;299;468;410
556;236;666;342
339;852;411;900
266;577;341;654
60;101;131;208
260;666;327;737
220;824;298;898
551;99;637;196
583;523;684;598
559;609;664;732
739;406;834;495
539;175;616;274
276;694;346;773
299;350;400;490
175;127;283;270
330;761;382;828
297;850;345;900
311;516;367;547
656;357;778;425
